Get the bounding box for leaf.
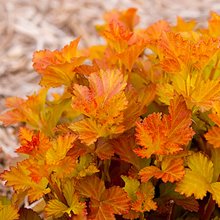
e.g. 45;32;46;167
144;20;171;41
52;156;77;179
16;130;51;158
101;186;130;215
70;69;128;145
205;102;220;148
69;118;104;146
0;202;19;220
156;32;220;73
19;208;42;220
18;127;34;145
118;43;146;71
135;95;194;158
172;16;196;32
46;134;77;164
121;175;140;200
1;162;35;191
63;180;86;216
77;176;105;200
139;157;185;183
0;89;47;127
72;155;99;179
103;8;139;31
45;179;85;218
1;161;50;202
159;183;199;212
210;182;220;207
175;152;214;200
131;182;157;213
95;138;114;160
205;126;220;148
101;19;134;52
157;41;220;112
123;85;154;130
211;148;220;182
176;170;211;199
33;38;86;87
77;176;130;220
112;133;150;170
208;11;220;37
26;178;51;203
45;199;69;218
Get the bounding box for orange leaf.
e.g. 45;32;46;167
139;157;185;183
205;126;220;148
131;182;157;213
70;69;128;144
208;11;220;37
77;176;130;220
101;19;134;52
33;38;86;87
104;8;139;31
135;95;194;158
95;138;114;160
112;133;148;170
118;43;146;71
16;130;50;158
0;89;47;127
172;16;196;32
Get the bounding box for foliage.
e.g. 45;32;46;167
1;8;220;219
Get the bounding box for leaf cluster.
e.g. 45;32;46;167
1;8;220;220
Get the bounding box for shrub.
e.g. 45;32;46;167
1;8;220;220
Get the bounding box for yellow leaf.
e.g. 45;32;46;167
45;199;68;218
121;175;140;200
210;182;220;207
72;155;99;179
46;134;77;164
175;152;213;199
175;170;211;199
0;203;19;220
132;182;157;212
1;161;50;202
63;180;86;216
187;152;213;183
45;179;85;218
69;118;104;145
1;162;33;191
27;177;51;203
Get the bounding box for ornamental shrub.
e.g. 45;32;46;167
1;8;220;220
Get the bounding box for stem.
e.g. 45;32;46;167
167;200;175;220
203;196;215;220
102;160;111;182
140;213;145;220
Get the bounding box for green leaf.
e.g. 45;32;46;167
121;175;140;200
